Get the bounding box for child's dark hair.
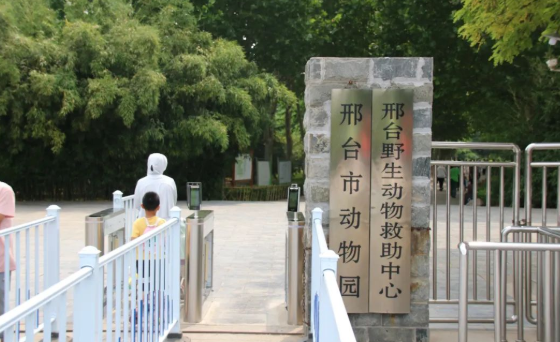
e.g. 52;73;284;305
142;192;160;211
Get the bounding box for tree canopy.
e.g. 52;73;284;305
455;0;560;64
0;0;294;199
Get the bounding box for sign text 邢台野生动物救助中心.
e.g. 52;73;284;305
329;89;412;314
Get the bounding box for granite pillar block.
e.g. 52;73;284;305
304;58;433;342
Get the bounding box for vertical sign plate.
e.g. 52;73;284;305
370;89;413;313
329;89;372;313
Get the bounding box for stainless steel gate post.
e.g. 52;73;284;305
85;208;126;255
286;212;304;325
185;210;214;323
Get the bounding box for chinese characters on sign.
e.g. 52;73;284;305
329;90;372;313
330;89;412;314
370;89;412;313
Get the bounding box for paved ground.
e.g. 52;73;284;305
14;197;547;341
14;200;305;340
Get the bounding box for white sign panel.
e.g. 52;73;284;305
257;161;271;186
278;161;292;184
234;154;252;181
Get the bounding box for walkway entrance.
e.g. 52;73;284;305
190;201;303;331
11;201;306;341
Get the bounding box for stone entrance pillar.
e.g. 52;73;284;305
303;57;433;342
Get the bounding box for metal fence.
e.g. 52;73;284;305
0;207;182;342
0;205;61;331
311;208;356;342
450;142;560;342
458;239;560;342
430;142;521;323
522;143;560;340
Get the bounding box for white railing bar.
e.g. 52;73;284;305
313;219;328;253
0;217;54;238
98;218;179;267
323;271;357;342
0;268;92;330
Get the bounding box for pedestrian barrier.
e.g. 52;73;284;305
112;191;136;243
430;142;522;323
310;208;356;342
0;206;182;342
522;143;560;340
0;205;61;331
458;239;560;342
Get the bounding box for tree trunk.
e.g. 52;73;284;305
296;102;304;142
264;101;278;165
285;105;292;160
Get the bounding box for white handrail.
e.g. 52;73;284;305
323;271;357;342
0;206;182;342
0;205;60;335
0;217;54;237
98;217;178;266
113;191;136;243
311;208;356;342
0;268;92;331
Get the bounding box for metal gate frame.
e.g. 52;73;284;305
429;142;522;324
522;143;560;341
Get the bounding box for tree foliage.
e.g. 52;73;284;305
0;0;294;199
455;0;560;64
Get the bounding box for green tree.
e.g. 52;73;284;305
193;0;320;164
455;0;560;64
0;0;295;199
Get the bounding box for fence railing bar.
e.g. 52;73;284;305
430;161;516;167
99;219;179;267
0;268;92;331
0;218;54;238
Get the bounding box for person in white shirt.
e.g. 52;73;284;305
133;153;177;220
436;165;446;191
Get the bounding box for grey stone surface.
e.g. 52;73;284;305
413;84;434;104
382;304;429;327
324;58;370;82
373;58;418;81
304;105;330;131
305;83;346;108
416;328;429;342
304;58;433;342
305;133;330;154
349;313;382;326
413;156;431;179
413;107;432;129
352;327;370;342
411;204;430;228
412;177;431;205
421;58;433;81
368;327;415;342
306;58;322;83
306;157;330;180
410;277;429;303
304;180;330;203
411;254;429;278
412;132;432;157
